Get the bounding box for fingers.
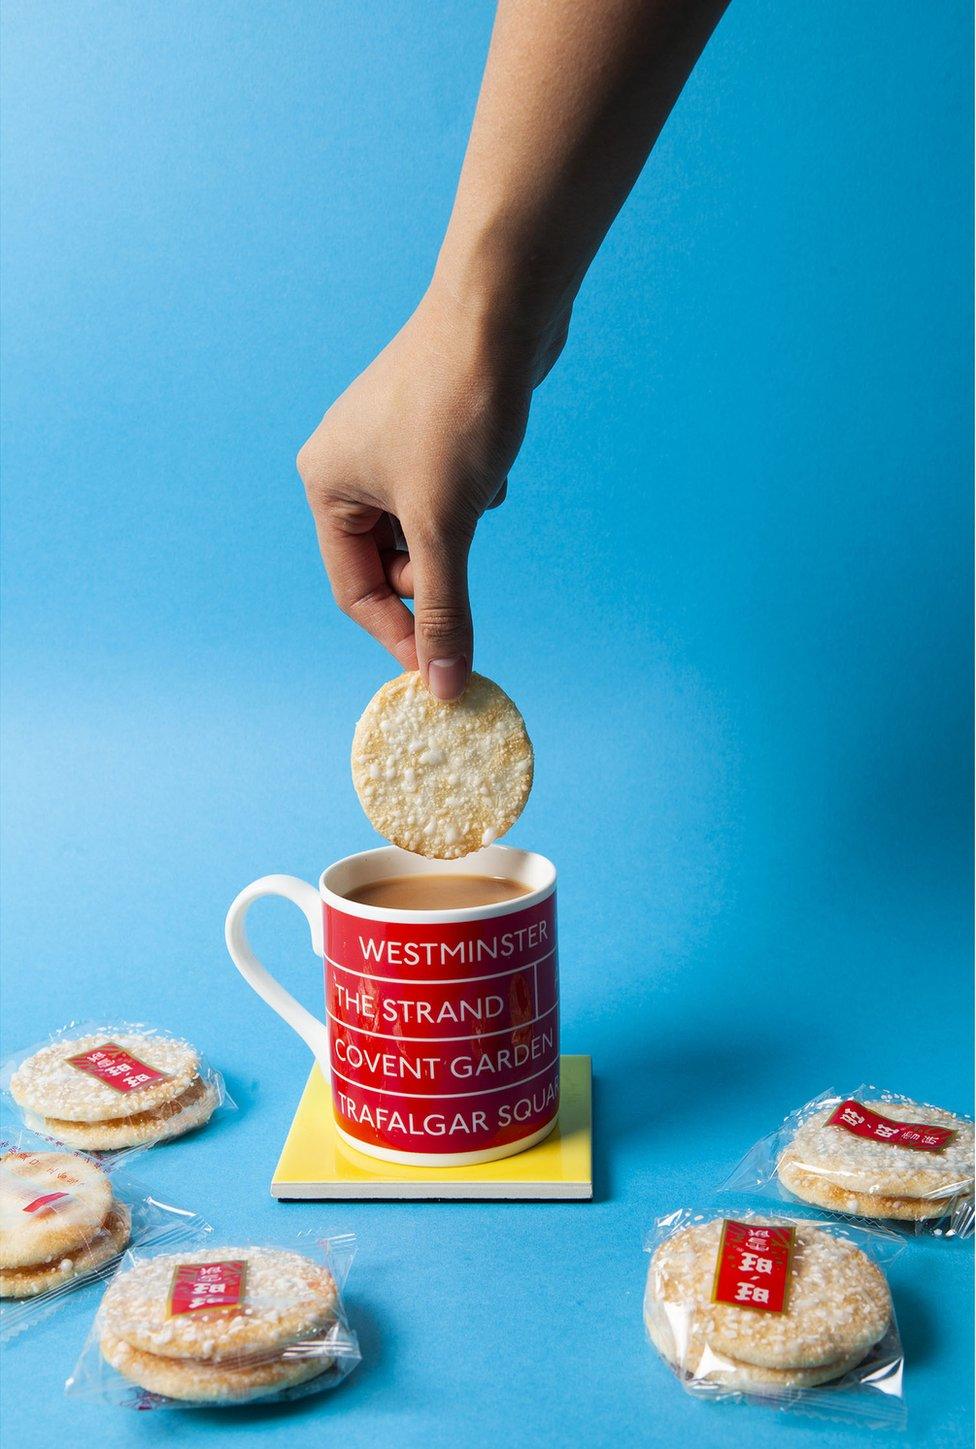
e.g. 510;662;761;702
300;444;482;694
382;549;413;598
314;512;419;671
382;482;504;596
403;513;474;701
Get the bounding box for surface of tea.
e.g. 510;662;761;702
343;874;532;910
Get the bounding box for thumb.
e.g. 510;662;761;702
406;513;474;701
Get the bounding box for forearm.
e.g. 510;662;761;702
300;0;728;691
434;0;728;346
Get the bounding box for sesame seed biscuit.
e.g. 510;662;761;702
99;1248;338;1363
0;1150;113;1268
644;1299;869;1390
100;1332;333;1403
778;1157;962;1221
28;1076;219;1150
351;671;533;860
780;1100;974;1199
648;1219;890;1370
0;1204;130;1298
10;1034;199;1123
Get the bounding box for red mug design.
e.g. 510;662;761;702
225;845;559;1166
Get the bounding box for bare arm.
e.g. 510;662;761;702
298;0;728;698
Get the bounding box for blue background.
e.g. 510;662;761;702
1;0;972;1444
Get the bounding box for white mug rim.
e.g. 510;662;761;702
319;842;556;925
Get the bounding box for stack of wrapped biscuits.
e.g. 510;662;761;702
9;1031;219;1150
0;1150;130;1299
776;1097;975;1224
644;1218;893;1393
97;1247;340;1404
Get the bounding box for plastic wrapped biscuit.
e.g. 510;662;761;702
66;1236;360;1409
0;1147;130;1308
643;1209;906;1429
722;1085;974;1237
0;1126;210;1342
1;1022;234;1159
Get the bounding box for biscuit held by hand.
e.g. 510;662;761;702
351;671;533;860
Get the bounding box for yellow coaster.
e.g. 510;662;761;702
272;1055;592;1200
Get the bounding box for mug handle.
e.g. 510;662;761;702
224;875;330;1079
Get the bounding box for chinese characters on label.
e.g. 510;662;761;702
65;1041;173;1094
167;1261;248;1316
712;1220;795;1313
826;1099;956;1152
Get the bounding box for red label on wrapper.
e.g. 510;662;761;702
65;1041;172;1094
167;1261;247;1316
712;1221;795;1313
23;1191;70;1214
826;1099;956;1152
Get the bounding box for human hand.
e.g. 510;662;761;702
297;282;565;700
298;0;727;701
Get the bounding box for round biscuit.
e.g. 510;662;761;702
0;1150;114;1267
351;671;533;859
648;1219;890;1370
10;1033;200;1122
0;1203;130;1298
99;1247;338;1362
29;1075;219;1150
781;1100;974;1199
100;1332;332;1403
644;1299;868;1391
778;1155;963;1221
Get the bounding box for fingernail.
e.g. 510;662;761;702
428;657;468;701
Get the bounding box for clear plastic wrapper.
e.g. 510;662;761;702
65;1234;360;1409
643;1208;906;1429
721;1085;974;1238
0;1123;211;1342
0;1020;236;1162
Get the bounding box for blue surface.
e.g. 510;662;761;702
1;0;972;1444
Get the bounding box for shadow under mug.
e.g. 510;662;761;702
224;844;560;1167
